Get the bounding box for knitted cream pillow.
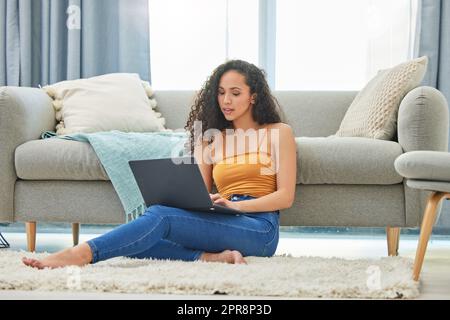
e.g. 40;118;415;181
43;73;166;135
335;56;428;140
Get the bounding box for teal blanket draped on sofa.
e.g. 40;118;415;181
42;130;188;222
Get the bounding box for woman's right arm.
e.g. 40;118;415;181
194;140;213;193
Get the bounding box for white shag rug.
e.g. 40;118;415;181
0;250;419;299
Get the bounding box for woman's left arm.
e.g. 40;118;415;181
214;124;297;212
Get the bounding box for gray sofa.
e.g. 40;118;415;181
1;86;449;254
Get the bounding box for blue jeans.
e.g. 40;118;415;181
86;195;280;263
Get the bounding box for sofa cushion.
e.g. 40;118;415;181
42;73;166;135
15;139;108;180
297;137;404;184
335;56;428;140
16;136;404;184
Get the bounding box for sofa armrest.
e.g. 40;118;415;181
0;87;55;222
398;86;449;153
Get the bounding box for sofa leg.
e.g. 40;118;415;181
72;223;80;246
413;192;449;281
25;222;36;252
386;227;400;256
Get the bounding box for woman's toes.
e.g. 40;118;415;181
30;260;39;268
22;257;34;266
22;257;45;269
232;250;247;264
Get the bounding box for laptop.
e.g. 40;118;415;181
129;156;245;215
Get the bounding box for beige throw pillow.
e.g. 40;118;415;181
43;73;166;135
335;56;428;140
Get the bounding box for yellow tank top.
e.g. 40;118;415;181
212;130;277;200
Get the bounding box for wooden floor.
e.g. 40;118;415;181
0;230;449;300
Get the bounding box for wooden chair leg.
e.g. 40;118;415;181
25;222;36;252
386;226;400;256
72;223;80;246
413;191;450;281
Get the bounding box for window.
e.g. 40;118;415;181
148;0;259;90
276;0;418;90
149;0;417;91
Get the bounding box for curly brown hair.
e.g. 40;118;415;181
185;60;285;154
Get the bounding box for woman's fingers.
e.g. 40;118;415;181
209;193;221;201
214;198;226;205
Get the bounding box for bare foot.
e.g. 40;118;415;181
22;243;93;270
200;250;247;264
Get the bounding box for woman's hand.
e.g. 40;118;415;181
209;193;241;210
209;193;221;202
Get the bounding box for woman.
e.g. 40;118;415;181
22;60;297;269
